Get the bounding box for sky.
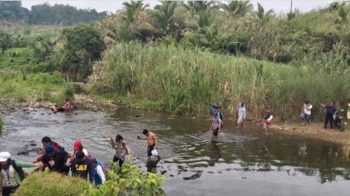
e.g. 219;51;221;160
20;0;337;14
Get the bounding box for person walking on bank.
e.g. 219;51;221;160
321;102;336;129
302;100;312;126
237;103;247;129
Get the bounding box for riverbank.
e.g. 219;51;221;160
269;122;350;145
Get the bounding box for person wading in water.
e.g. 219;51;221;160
110;135;131;172
137;129;160;172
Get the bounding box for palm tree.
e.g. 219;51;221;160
221;1;253;18
255;3;274;22
184;1;216;15
153;1;178;35
122;0;148;25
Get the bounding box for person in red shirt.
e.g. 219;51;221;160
33;136;65;163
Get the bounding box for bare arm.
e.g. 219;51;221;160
137;136;147;140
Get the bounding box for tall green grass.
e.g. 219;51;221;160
89;42;350;120
0;115;3;134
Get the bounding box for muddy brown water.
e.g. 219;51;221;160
0;107;350;196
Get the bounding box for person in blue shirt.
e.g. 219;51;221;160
321;102;336;129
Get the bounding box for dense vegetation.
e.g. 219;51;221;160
0;1;106;25
1;1;350;121
15;163;165;196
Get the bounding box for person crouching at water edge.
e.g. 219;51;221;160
210;112;223;142
262;108;273;133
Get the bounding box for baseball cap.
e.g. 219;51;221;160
0;152;11;162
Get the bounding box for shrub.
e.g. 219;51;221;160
14;172;90;196
86;163;165;196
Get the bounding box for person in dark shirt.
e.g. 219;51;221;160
34;136;65;163
41;145;69;175
321;102;336;129
70;150;94;183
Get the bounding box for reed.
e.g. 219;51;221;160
89;42;350;120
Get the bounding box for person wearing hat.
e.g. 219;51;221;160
70;150;94;183
41;145;70;175
73;140;91;158
0;152;40;196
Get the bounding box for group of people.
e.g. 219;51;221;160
0;129;160;196
208;103;273;141
208;99;350;141
50;99;73;113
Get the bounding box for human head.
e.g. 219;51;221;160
305;100;309;104
265;107;270;112
240;102;245;107
0;152;11;165
143;129;149;136
73;140;83;152
65;98;69;102
45;145;55;156
116;135;124;142
42;136;52;147
75;150;85;161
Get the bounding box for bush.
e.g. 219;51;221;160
14;172;90;196
86;163;165;196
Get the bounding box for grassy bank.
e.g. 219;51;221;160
0;70;72;105
88;42;350;121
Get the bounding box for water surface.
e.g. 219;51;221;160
0;107;349;196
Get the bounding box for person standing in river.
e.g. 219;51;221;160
237;103;247;129
321;102;336;129
111;135;131;172
209;112;223;142
262;108;273;133
137;129;158;159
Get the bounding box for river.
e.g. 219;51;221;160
0;108;349;196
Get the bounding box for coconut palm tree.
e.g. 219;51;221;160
122;0;149;25
153;1;178;35
184;1;216;15
221;0;253;18
255;3;274;22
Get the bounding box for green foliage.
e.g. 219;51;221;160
86;163;165;196
0;2;106;25
63;83;75;101
59;25;103;81
89;42;350;119
14;172;90;196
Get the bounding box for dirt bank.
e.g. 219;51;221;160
269;122;350;145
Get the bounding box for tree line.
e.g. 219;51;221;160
0;1;107;25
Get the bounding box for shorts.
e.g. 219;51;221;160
212;128;219;136
237;116;244;124
147;144;155;157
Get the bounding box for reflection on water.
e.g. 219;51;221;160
1;107;350;196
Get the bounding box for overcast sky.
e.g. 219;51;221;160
20;0;337;14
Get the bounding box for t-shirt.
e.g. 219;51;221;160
326;105;336;114
212;117;222;129
71;158;94;183
303;104;312;115
42;150;69;174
